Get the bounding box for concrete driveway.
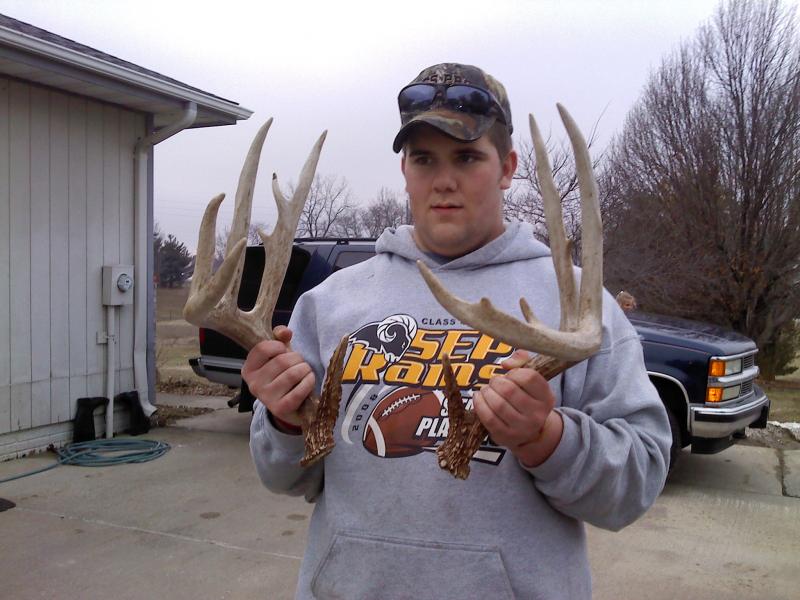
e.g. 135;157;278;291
1;397;798;600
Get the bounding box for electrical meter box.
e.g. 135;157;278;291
102;265;135;305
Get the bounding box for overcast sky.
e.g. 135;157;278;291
3;0;787;251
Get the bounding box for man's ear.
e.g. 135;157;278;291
499;149;518;190
401;152;407;177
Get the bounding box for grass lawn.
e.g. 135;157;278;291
156;286;192;321
777;355;800;383
762;355;800;422
761;384;800;422
156;339;202;383
155;327;198;378
155;286;229;393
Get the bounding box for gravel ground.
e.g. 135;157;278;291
156;378;233;397
149;404;216;427
743;421;800;450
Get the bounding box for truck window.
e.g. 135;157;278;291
237;246;311;312
333;250;373;271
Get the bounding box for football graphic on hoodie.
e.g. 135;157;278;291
362;387;444;457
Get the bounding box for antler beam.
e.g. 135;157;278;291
183;120;344;466
418;105;603;478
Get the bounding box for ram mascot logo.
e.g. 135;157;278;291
348;314;418;363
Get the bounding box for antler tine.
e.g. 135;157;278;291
286;130;329;208
416;264;599;361
183;188;253;341
228;118;274;253
184;238;248;322
416;104;603;363
251;131;328;321
222;119;274;308
529;113;578;332
184;121;328;353
557;104;602;334
190;193;226;290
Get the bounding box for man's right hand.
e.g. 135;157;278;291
241;326;316;428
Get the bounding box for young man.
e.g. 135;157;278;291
245;63;671;599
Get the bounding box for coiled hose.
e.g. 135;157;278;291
0;438;170;484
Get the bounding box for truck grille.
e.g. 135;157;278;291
743;354;755;369
740;379;753;396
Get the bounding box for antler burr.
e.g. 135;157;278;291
183;120;346;466
418;105;603;478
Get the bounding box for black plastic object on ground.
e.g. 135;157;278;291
0;498;15;511
73;392;150;442
73;397;110;443
115;391;150;435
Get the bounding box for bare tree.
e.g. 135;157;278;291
603;0;800;378
293;174;354;238
153;220;165;259
214;221;269;265
360;187;407;237
332;207;365;238
505;118;604;264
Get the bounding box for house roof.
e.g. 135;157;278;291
0;14;252;128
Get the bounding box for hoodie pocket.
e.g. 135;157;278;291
310;530;515;599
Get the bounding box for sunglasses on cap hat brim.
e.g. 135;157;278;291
397;83;509;127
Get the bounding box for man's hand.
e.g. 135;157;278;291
241;326;315;430
472;350;564;468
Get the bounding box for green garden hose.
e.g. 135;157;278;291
0;438;170;484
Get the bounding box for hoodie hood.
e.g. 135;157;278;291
375;221;551;270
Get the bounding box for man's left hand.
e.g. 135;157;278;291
472;350;564;468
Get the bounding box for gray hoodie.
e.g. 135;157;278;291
250;222;671;599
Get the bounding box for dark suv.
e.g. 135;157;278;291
189;238;770;470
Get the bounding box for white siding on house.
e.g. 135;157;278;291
102;105;121;396
68;96;88;414
49;87;70;424
9;80;32;432
119;111;136;393
0;78;9;434
30;86;50;428
0;76;144;438
85;103;104;399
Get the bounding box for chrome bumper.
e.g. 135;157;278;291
690;387;770;438
189;356;243;388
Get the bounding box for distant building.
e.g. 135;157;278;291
0;14;251;458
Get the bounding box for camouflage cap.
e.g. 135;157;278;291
393;63;512;153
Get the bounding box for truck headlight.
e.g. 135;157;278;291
709;358;742;377
706;385;741;403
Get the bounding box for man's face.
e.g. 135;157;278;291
401;126;517;258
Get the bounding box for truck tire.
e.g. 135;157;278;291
667;408;682;473
238;381;256;413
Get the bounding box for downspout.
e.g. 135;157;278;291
132;102;197;418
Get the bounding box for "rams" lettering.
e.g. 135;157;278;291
342;328;513;388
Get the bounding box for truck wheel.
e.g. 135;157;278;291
667;409;682;473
